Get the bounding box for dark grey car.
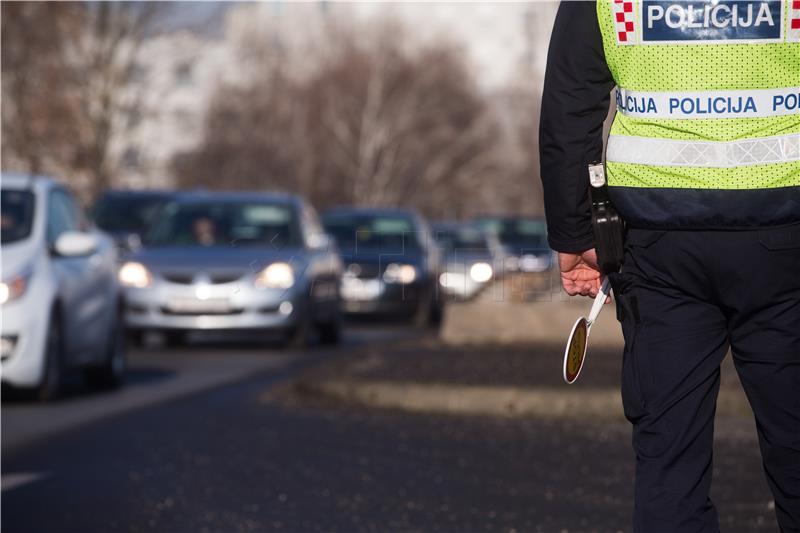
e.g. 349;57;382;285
322;207;444;327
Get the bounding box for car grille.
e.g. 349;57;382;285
160;307;244;316
346;263;381;279
209;273;242;284
161;273;194;284
161;272;244;285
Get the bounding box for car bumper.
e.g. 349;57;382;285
123;282;306;332
505;253;554;273
438;271;487;300
340;279;429;316
1;297;49;388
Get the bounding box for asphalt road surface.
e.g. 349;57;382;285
2;326;778;533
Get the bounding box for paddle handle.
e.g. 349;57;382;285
587;277;612;326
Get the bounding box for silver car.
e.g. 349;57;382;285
432;222;505;300
119;192;343;346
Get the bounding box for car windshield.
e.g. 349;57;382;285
476;218;548;249
323;213;421;254
145;201;301;249
434;227;490;253
92;194;169;234
1;189;35;244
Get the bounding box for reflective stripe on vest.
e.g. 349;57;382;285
607;132;800;168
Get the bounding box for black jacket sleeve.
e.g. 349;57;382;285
539;0;616;254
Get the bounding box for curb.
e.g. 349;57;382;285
282;379;753;420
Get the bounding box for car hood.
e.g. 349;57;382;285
442;250;495;266
503;244;550;256
130;246;307;278
1;239;39;279
339;250;425;267
339;250;427;278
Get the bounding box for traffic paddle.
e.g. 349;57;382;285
562;277;612;384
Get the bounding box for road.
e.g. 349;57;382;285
2;325;778;533
2;326;419;455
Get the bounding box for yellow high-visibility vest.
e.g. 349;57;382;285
596;0;800;227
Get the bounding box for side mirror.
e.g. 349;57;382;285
54;232;99;257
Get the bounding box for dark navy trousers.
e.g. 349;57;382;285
608;224;800;533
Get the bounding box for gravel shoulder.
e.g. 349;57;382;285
270;337;752;419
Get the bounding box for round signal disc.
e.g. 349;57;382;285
563;317;588;384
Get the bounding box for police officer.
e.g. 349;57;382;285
539;1;799;531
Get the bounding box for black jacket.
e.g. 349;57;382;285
539;1;614;253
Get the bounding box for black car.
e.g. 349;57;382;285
91;190;175;253
322;207;443;326
473;215;554;273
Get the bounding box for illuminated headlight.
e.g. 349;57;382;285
0;273;30;305
383;263;417;284
469;262;493;283
255;262;295;289
118;262;152;288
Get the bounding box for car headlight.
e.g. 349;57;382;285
255;262;295;289
118;262;152;288
469;262;493;283
383;263;417;284
0;272;29;305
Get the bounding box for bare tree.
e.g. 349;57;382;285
173;20;505;220
2;2;161;197
73;2;162;194
1;3;84;176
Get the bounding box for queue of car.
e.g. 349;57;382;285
0;175;553;401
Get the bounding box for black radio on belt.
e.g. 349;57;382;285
588;161;625;274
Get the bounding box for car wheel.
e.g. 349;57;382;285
284;314;312;349
127;329;145;348
86;314;126;390
317;316;342;345
37;312;65;402
413;290;443;329
429;298;444;327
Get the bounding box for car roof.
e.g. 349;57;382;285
168;190;304;206
473;214;546;221
431;221;476;231
1;173;61;192
96;189;175;199
322;206;419;218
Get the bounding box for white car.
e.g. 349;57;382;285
1;174;124;400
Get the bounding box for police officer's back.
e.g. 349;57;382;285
539;2;800;531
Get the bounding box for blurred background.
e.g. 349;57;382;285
0;2;777;532
2;1;551;216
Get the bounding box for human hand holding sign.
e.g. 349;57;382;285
558;249;606;298
560;249;613;384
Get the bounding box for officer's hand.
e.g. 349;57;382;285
558;249;605;298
